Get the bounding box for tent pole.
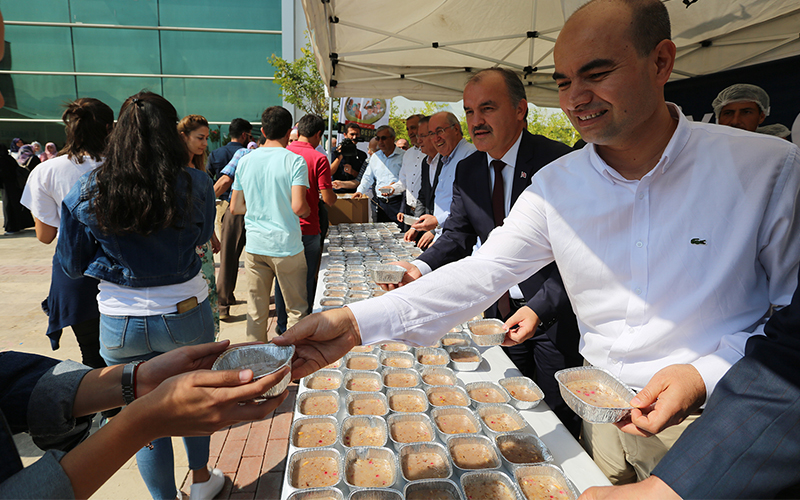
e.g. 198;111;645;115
327;96;334;155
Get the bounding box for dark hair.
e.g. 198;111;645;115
406;114;424;124
626;0;671;57
345;122;361;133
91;91;191;236
418;116;431;126
467;67;528;119
574;0;671;57
261;106;293;140
228;118;252;140
60;98;114;163
177;114;209;172
297;114;326;138
376;125;396;138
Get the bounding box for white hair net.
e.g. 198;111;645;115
712;84;770;119
757;124;790;138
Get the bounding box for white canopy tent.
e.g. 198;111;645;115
300;0;800;108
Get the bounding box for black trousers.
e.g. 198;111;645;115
376;195;403;230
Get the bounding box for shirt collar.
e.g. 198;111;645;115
588;102;688;185
441;138;468;166
485;130;523;169
377;147;401;162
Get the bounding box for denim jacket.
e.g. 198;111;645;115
57;167;215;287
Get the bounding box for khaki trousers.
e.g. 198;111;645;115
583;412;701;485
244;251;308;342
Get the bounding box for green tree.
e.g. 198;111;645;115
268;35;330;117
389;101;450;140
527;107;580;146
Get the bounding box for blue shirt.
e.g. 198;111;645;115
220;148;253;180
232;147;309;257
432;138;476;238
207;141;245;201
356;147;405;197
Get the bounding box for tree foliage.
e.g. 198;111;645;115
268;36;329;117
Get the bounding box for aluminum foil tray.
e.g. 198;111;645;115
387;412;435;448
466;381;511;407
368;264;406;284
466;318;507;346
340;415;388;449
555;366;636;424
211;344;293;399
498;376;545;410
447;434;501;472
290;416;339;449
514;464;579;500
398;441;452;482
495;432;553;470
460;471;522;500
287;447;343;490
343;446;399;490
287;487;344;500
348;488;403;500
403;478;464;500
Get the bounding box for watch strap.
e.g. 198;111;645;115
122;360;145;405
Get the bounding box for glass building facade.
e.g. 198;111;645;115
0;0;286;149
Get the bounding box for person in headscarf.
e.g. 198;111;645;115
0;145;34;233
31;141;42;158
16;144;41;171
247;141;257;150
9;137;23;159
39;142;58;162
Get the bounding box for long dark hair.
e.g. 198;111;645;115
90;91;191;235
60;98;114;163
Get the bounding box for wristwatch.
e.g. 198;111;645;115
122;360;146;405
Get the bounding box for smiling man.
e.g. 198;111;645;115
277;0;800;486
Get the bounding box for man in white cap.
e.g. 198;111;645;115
712;83;770;132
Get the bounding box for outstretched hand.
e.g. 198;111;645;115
412;214;438;232
416;231;434;249
616;364;706;437
136;340;232;398
272;307;362;380
501;306;540;346
379;261;421;291
130;365;290;440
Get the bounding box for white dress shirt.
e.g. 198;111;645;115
430;138;477;239
356;147;405;197
392;146;423;206
350;104;800;398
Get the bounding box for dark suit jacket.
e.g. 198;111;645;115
417;130;579;352
653;266;800;498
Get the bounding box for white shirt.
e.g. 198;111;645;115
350;104;800;397
392;146;424;206
430;138;477;238
20;155;102;232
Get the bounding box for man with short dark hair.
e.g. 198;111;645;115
277;0;800;485
229;107;310;341
352;125;405;224
208;117;253;319
274;114;336;334
330;122;368;193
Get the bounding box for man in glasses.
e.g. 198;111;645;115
410;112;476;240
353;125;405;226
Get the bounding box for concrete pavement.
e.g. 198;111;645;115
1;215;294;500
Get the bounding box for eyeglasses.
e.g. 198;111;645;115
433;124;457;137
376;135;392;141
418;132;434;138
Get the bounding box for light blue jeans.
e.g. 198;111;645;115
100;299;214;500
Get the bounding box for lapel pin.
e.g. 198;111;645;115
520;171;527;179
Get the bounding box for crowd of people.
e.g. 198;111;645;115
2;0;799;499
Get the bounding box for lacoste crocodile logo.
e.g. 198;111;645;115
690;238;706;245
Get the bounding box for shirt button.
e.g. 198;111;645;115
634;287;642;295
638;193;644;200
636;241;643;248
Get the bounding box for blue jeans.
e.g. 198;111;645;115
275;233;321;333
100;299;214;500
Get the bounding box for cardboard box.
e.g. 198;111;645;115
328;195;370;224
